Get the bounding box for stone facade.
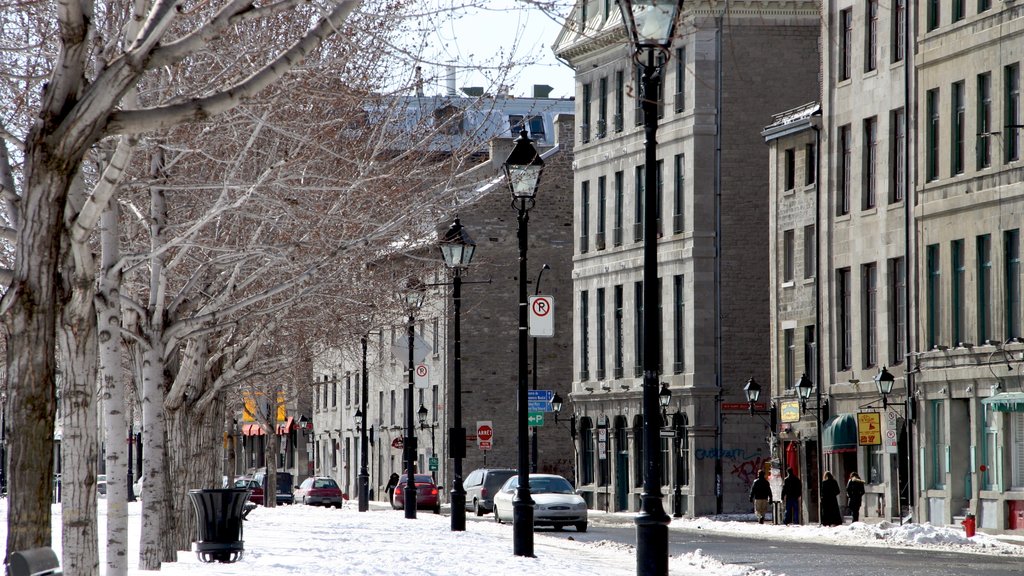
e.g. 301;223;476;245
555;2;820;515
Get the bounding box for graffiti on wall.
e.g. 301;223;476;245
695;448;768;485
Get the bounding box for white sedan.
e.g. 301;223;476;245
492;473;588;532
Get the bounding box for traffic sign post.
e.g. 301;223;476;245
476;421;493;451
528;295;554;337
429;456;439;471
391;334;432;368
527;412;544;426
414;363;429;389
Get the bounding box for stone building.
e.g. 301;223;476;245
554;0;820;515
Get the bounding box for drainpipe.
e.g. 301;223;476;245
811;116;824;526
714;9;724;515
903;0;917;523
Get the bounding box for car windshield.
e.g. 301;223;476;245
503;476;574;494
313;479;337;489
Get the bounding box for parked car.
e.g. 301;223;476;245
234;476;261;503
463;468;516;516
492;474;587;532
391;474;440;514
251;469;294;505
295;476;345;508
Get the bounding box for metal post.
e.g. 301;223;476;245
636;47;670;576
513;199;535;557
673;415;683;518
127;421;136;502
530;264;549;474
450;270;467;531
358;335;370;512
405;313;418;519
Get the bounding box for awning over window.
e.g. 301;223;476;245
242;418;296;436
822;413;858;454
242;423;265;436
981;392;1024;412
276;416;295;434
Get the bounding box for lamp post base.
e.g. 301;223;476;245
512;495;535;557
450;485;466;531
358;470;369;512
635;499;671;575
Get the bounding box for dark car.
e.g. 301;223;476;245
392;474;440;514
463;468;517;516
235;477;263;504
295;476;345;508
250;470;294;505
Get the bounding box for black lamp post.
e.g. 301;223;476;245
358;333;371;512
505;128;544;557
531;263;551;473
402;280;426;520
439;216;477;531
796;373;824;523
617;0;683;573
874;366;896;408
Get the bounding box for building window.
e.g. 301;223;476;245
1006;64;1020;163
598;77;608;138
598;422;610;486
893;0;906;62
839;9;852;81
953;0;964;22
332;381;337;407
784;148;796;191
580;181;590;254
597;176;607;250
784;328;795;390
783;229;795;283
868;443;885;484
676;413;690;486
1012;413;1024;489
863;263;878;368
597;288;606;379
580;290;589;380
951;239;965;345
655;159;664;237
978;73;992;170
634;165;645;242
634;281;644;376
888;257;907;365
977;234;992;343
805;142;817;186
927;89;940;181
979;0;990;13
345;374;351;406
614;70;624;132
804;224;816;279
675;46;686;112
581;83;591;143
982;408;997;490
952;80;965;175
614;284;624;378
804;326;816;383
891;108;906;202
931;400;946;488
927;0;939;31
865;0;878;72
839;124;851;215
633;416;644;487
927;244;941;349
673;154;684;234
1007;229;1021;339
673;275;685;374
581;418;594;485
838;267;852;370
614;168;622;243
863;117;877;209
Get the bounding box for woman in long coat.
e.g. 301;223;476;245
820;470;843;526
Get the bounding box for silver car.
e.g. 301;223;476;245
463;468;517;516
492;473;588;532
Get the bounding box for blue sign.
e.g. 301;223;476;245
528;390;554;402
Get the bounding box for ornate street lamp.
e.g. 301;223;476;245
874;366;896;408
357;332;371;512
505;129;544;557
401;279;426;519
550;392;564;415
439;216;476;531
616;0;684;573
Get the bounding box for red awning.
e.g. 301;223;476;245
277;416;295;435
242;423;265;436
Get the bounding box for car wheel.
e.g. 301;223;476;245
575;522;588;533
335;503;342;509
433;505;440;515
493;506;502;524
302;496;307;505
474;499;484;517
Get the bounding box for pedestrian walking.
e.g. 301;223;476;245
384;473;400;501
820;470;843;526
749;469;773;524
781;467;802;525
846;471;866;522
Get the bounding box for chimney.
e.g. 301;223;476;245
533;85;553;98
414;65;424;97
446;65;457;97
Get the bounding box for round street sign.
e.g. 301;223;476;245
477;425;493;441
391;437;404;449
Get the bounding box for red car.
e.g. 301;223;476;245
391;474;440;514
295;476;345;508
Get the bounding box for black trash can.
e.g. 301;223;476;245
188;488;251;563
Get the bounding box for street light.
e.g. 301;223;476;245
795;372;824;524
531;263;551;473
658;382;672;419
358;332;372;512
439;216;477;531
874;366;896;408
402;279;426;520
617;0;684;573
505;128;544;557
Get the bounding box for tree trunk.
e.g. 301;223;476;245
98;201;129;576
138;343;168;570
166;394;223;553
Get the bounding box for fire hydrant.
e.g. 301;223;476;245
962;513;976;537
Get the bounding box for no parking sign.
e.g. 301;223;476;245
528;295;554;337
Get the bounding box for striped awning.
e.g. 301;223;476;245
981;392;1024;412
822;414;858;454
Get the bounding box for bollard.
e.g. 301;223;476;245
188;488;251;563
961;513;976;538
9;547;61;576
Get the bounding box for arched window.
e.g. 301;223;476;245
580;417;595;485
597;417;610;486
632;415;644;487
674;412;690;486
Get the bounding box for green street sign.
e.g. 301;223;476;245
429;456;439;471
527;412;544;426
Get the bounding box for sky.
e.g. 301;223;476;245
413;1;577;99
8;498;1024;576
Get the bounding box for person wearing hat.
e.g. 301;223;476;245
749;469;773;524
781;467;802;525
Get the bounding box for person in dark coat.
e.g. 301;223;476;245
845;471;866;522
781;467;802;525
384;473;400;501
820;470;843;526
749;469;773;524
